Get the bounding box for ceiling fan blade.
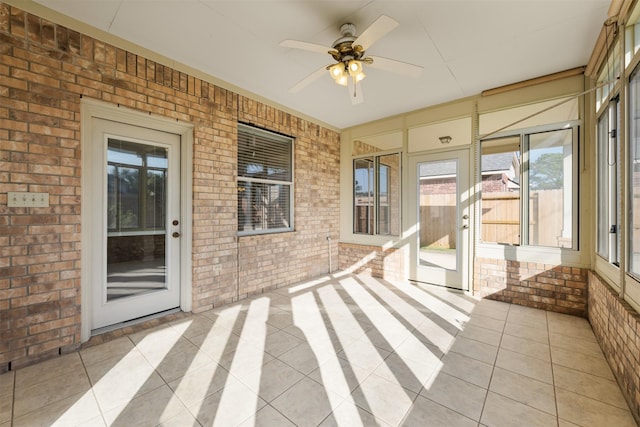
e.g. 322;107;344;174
348;79;364;105
353;15;399;51
280;39;335;55
289;66;328;93
368;56;423;77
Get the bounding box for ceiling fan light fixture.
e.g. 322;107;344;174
336;74;349;86
348;59;366;79
347;59;363;75
282;15;423;99
346;59;366;85
329;63;345;78
329;62;349;86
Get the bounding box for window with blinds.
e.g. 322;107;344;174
237;123;294;235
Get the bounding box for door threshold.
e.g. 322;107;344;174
91;307;182;337
409;279;467;292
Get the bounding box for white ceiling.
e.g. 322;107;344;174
34;0;610;129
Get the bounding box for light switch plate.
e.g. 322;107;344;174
7;192;50;207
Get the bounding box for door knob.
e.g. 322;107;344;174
462;224;469;229
462;214;469;220
172;220;179;226
172;232;180;238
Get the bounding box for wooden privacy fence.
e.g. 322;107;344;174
420;190;564;248
420;193;457;248
481;192;519;245
528;190;565;247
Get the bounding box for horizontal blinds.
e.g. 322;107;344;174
238;182;291;232
237;123;293;234
238;124;292;182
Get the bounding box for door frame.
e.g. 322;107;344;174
91;119;182;329
80;99;193;342
407;148;472;291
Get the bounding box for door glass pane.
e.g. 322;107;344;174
107;139;168;301
418;159;458;271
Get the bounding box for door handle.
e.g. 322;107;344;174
462;224;469;229
172;232;181;238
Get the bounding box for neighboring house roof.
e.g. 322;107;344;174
481;152;516;173
419;152;519;178
419;161;456;178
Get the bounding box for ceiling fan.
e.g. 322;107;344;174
280;15;423;104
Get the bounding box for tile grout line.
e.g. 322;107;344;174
476;301;511;426
10;354;95;424
263;401;299;427
9;279;635;427
397;286;475;426
78;343;109;427
546;310;561;427
10;368;15;427
545;314;628;426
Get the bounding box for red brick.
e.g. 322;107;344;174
565;280;586;289
28;316;76;335
10;291;59;308
2;4;340;371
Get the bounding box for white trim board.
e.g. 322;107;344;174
80;98;194;342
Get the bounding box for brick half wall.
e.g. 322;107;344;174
474;257;588;316
588;271;640;424
338;243;406;282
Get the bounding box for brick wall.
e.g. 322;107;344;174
338;243;406;282
474;257;588;316
482;174;508;192
0;5;83;371
352;139;383;156
421;174;509;196
420;178;456;195
235;107;340;301
0;3;340;371
588;272;640;423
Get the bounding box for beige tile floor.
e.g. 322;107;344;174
1;273;638;427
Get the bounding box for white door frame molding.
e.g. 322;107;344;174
80;98;193;342
407;148;471;291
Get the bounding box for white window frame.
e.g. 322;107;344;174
479;122;579;251
597;97;621;268
352;151;401;236
237;123;294;236
617;0;640;316
626;65;640;282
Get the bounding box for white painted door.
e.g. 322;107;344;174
89;118;181;329
408;150;470;290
